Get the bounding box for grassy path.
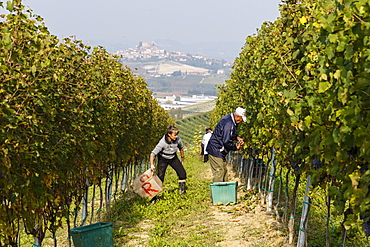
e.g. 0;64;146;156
106;156;221;246
105;156;288;247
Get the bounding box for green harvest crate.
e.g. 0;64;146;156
210;181;238;205
70;222;113;247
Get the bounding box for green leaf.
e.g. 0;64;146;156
328;186;340;197
354;77;370;90
329;165;339;176
344;45;354;60
337;36;348;52
283;89;296;99
340;125;351;134
318;81;331;93
306;96;316;107
327;33;338;43
3;33;11;45
6;1;14;11
304;115;312;128
333;127;340;143
31;65;36;76
325;46;335;59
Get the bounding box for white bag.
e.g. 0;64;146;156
133;169;163;198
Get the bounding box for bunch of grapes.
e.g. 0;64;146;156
361;213;370;237
312;159;326;171
291;160;307;171
360;163;369;174
363;220;370;237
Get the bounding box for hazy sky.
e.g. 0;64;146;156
19;0;281;60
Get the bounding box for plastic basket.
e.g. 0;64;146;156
70;222;113;247
210;181;238;205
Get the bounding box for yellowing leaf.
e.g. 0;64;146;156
300;16;307;25
54;195;61;204
287;108;294;116
349;171;360;188
334;70;341;79
320;73;328;80
31;65;36;75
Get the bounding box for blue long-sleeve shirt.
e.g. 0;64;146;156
206;113;239;159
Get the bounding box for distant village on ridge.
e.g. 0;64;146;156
115;42;232;77
114;42;230;111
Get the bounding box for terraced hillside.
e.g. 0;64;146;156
176;112;211;146
181;100;216;118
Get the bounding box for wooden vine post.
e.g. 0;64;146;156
267;147;276;212
297;175;312;247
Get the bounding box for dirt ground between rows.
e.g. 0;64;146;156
126;165;292;247
209;186;289;247
200;165;290;247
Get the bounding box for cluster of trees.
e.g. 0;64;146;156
0;1;172;246
211;0;370;244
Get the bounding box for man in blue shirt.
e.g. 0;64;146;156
206;107;246;182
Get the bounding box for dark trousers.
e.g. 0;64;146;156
203;154;209;162
157;155;186;182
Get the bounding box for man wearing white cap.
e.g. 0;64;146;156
206;107;246;182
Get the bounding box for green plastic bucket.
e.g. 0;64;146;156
70;222;113;247
210;181;238;205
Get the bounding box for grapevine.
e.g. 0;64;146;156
211;0;370;243
0;1;171;245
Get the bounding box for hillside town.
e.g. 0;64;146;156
115;42;233;67
115;42;224;110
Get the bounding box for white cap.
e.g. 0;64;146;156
235;107;247;122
